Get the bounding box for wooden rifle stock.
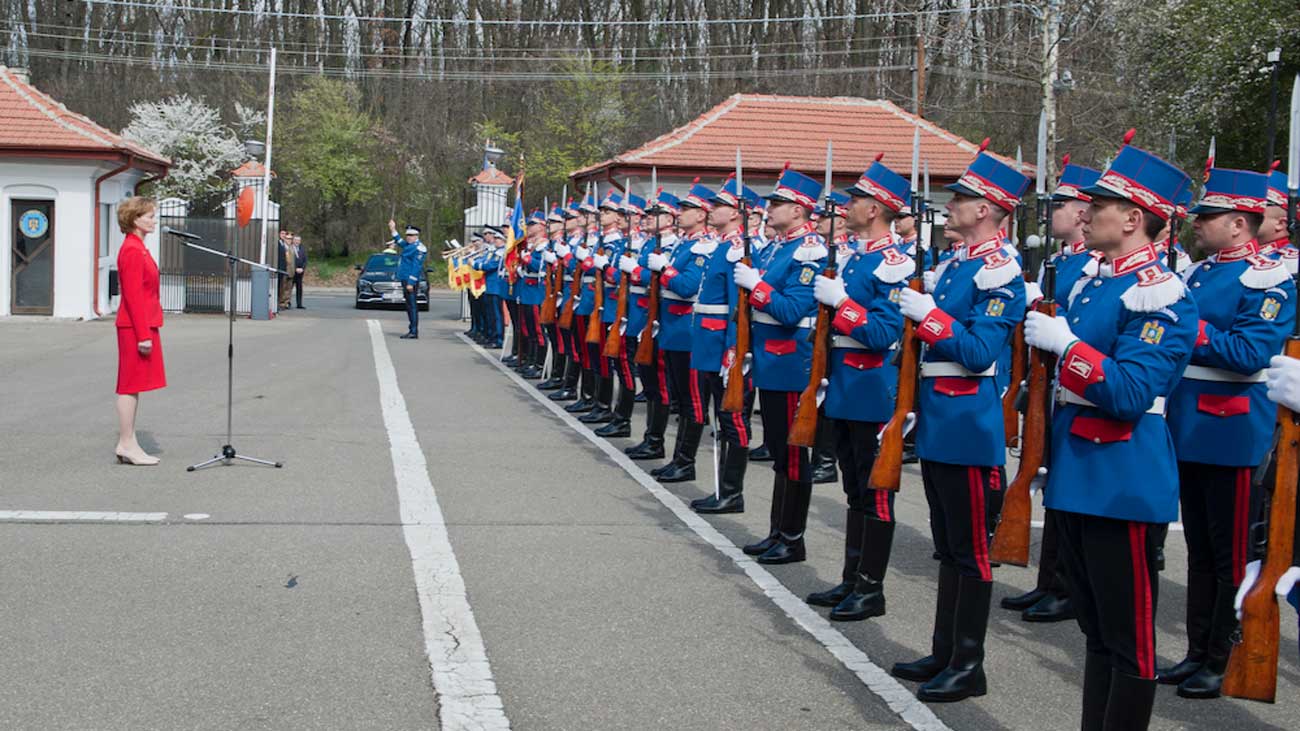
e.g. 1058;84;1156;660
1222;338;1300;702
558;259;580;329
722;256;751;413
604;253;631;357
990;301;1054;566
635;237;663;366
540;256;558;325
789;270;834;447
1003;322;1026;447
868;277;922;492
586;256;606;344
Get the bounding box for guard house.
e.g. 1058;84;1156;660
462;142;514;244
0;66;170;318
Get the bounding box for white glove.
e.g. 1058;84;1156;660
815;377;829;407
733;263;762;291
618;256;639;274
897;287;937;323
592;254;609;269
1024;281;1045;305
575;245;590;260
647;252;670;272
1236;560;1262;619
922;270;938;293
1277;566;1300;599
1266;354;1300;412
516;265;526;277
556;243;571;258
813;275;848;308
1024;311;1078;356
543;251;557;264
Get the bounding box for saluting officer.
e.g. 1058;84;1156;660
804;158;912;620
1160;167;1295;699
732;167;827;564
1262;164;1300;273
1023;141;1196;728
682;176;761;514
891;150;1027;702
647;180;715;483
623;192;682;461
388;220;427;340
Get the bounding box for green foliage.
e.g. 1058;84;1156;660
1131;0;1300;171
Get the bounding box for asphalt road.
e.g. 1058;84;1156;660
0;288;1296;730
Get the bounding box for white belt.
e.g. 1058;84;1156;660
662;291;696;302
630;286;647;295
753;311;815;329
693;303;730;315
521;274;544;280
1181;365;1267;383
831;335;868;350
581;275;596;283
920;362;997;378
1056;389;1166;415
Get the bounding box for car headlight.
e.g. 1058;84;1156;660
358;280;373;292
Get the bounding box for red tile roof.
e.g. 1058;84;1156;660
0;66;168;167
573;94;1030;183
232;160;274;178
469;166;514;186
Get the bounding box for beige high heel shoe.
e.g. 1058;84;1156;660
115;449;160;466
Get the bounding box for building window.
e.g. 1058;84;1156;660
100;203;113;259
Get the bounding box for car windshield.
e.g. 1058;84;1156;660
364;254;399;273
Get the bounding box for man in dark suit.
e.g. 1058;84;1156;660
277;232;293;310
292;234;307;309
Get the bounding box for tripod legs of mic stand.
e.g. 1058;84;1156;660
187;444;283;472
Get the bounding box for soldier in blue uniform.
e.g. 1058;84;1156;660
732;168;827;564
549;200;586;403
746;201;776;464
1159;167;1295;699
804;158;911;620
890;150;1027;702
596;192;648;439
646;180;714;483
466;232;487;342
808;191;853;486
624;192;682;460
895;202;919;257
388;220;427;339
538;206;570;390
1023;142;1197;727
1001;159;1103;624
581;191;628;428
516;210;550;379
564;194;605;415
680;177;761;513
478;228;506;348
1262;164;1299;273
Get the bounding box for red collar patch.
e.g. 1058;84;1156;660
1067;239;1087;255
1217;239;1259;263
863;235;894;254
965;236;1004;259
1112;244;1159;277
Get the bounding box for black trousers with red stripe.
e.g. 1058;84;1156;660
580;317;613;406
1055;511;1161;679
689;369;753;447
1178;462;1261;587
835;419;893;522
609;334;639;420
758;389;811;481
664;348;694;422
520;304;544;364
920;460;1005;581
637;342;670;406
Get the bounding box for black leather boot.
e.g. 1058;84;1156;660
625;401;668;460
917;575;992;702
594;418;631;438
1022;593;1074;623
812;450;839;484
749;443;773;462
691;440;747;514
1081;651;1112;731
743;473;785;555
892;563;959;682
1157;570;1215;685
757;479;811;564
1103;671;1156;730
1177;580;1237;699
1000;588;1049;611
807;508;865;607
830;518;895;621
657;420;702;483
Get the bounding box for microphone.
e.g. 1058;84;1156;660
163;225;202;241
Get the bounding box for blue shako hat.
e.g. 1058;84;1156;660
710;174;760;208
1080;131;1193;221
764;165;822;210
1190;168;1268;215
847;155;912;213
647;190;681;215
681;178;717;210
945;142;1030;212
814;190;851;218
621;192;647;215
1266;164;1289;207
1052;156;1102;202
598;191;623;212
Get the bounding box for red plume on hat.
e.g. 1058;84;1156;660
1271;159;1283;171
977;138;990;153
1122;128;1136;146
692;176;701;184
874;152;885;162
781;161;792;172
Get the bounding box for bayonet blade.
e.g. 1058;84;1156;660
735;147;743;199
824;140;834;200
1289;74;1299;191
1035;109;1048;197
923;160;931;202
910;127;920;193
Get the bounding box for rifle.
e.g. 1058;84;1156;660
723;149;752;414
790;143;838;446
605;242;633;357
557;239;580;329
1002;201;1030;449
991;194;1056;567
1223;76;1300;701
635;229;662;366
540;240;558;325
586;234;606;345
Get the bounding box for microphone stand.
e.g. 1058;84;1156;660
169;230;285;471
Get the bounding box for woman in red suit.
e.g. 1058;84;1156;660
114;197;166;465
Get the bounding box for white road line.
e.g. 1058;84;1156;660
459;333;950;731
369;321;510;731
0;510;167;522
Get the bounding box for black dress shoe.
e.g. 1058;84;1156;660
634;391;646;403
594;419;631;438
806;582;854;608
812;461;839;485
549;388;578;402
625;440;666;460
521;366;544;379
690;493;744;514
502;355;519;365
757;538;806;565
536;378;562;390
578;406;614;424
296;305;305;309
901;446;919;465
399;332;418;339
749;444;773;462
565;398;595;413
829;579;886;622
656;461;696;483
1000;588;1048;611
743;534;779;556
1022;594;1074;623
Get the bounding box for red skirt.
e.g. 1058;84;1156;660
116;327;167;395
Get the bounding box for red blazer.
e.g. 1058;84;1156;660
115;233;163;342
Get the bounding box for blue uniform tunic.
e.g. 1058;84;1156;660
824;235;911;423
394;234;427;287
596;230;626;325
658;232;710;352
1038;240;1101;310
747;223;826;392
517;243;547;307
1167;244;1295;467
574;230;600;317
622;231;655;338
1044;243;1199;523
689;230;744;374
913;236;1026;466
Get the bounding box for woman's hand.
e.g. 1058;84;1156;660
137;340;153;356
